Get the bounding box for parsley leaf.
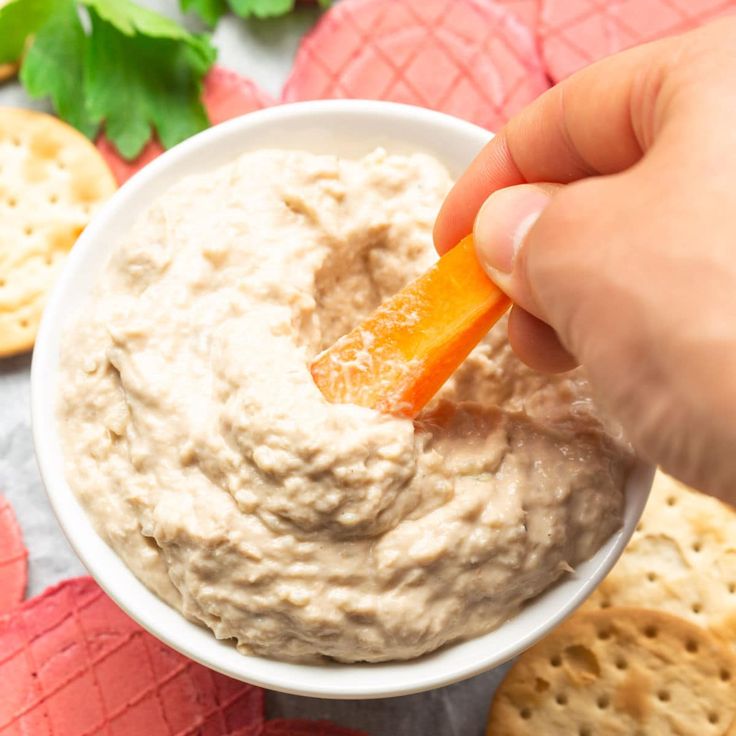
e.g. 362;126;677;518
82;0;216;159
180;0;230;26
83;0;217;157
0;0;216;160
180;0;331;24
82;0;208;43
230;0;295;18
20;0;98;138
0;0;55;64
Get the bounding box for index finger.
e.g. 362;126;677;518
434;37;673;253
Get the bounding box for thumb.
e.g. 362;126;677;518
472;178;651;373
473;183;561;321
472;179;651;380
469;151;736;501
473;183;579;373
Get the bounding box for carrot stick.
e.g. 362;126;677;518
310;235;511;418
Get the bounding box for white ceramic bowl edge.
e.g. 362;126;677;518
32;100;654;699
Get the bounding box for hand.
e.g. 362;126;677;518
434;19;736;501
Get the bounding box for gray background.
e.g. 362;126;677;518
0;2;508;733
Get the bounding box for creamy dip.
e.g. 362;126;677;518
58;148;631;662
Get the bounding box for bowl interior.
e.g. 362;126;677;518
32;100;654;699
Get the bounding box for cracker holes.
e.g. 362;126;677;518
555;694;567;706
692;602;703;614
708;713;720;725
48;193;59;205
728;582;736;594
7;196;17;208
643;625;658;639
550;655;562;668
19;319;29;329
579;728;592;736
646;572;657;582
597;695;610;709
519;707;532;720
0;278;4;288
599;599;612;609
666;495;677;507
635;522;644;532
720;668;731;682
11;136;21;147
597;629;611;641
685;639;699;654
23;225;33;237
657;690;670;702
615;657;628;670
692;541;703;553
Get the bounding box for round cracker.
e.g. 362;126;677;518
487;607;736;736
0;107;116;357
584;472;736;649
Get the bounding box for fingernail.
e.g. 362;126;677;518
473;185;551;278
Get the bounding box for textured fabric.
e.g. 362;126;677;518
0;495;26;614
282;0;550;132
0;578;264;736
540;0;736;81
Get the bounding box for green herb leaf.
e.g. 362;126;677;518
180;0;230;26
83;0;203;43
80;0;216;160
20;0;98;138
229;0;294;18
0;0;56;64
181;0;331;24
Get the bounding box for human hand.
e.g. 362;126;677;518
434;19;736;501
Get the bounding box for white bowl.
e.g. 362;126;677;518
32;100;654;699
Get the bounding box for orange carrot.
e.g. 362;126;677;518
310;235;511;418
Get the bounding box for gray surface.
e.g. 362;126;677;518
0;3;509;733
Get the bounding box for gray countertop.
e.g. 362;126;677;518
0;3;508;733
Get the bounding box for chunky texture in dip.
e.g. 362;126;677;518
59;149;631;663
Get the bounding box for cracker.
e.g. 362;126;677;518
0;107;116;357
487;607;736;735
584;472;736;649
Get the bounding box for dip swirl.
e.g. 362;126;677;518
59;149;631;662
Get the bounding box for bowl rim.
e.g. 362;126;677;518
32;99;654;699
